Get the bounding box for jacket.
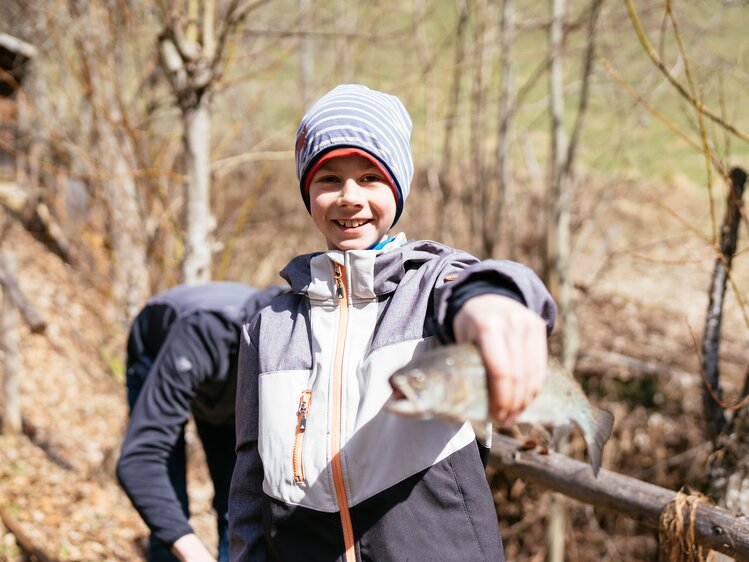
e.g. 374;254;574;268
230;235;556;561
118;282;286;548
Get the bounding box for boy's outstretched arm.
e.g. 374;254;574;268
453;294;548;424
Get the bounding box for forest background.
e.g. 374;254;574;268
0;0;748;560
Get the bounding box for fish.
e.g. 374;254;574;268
385;343;614;477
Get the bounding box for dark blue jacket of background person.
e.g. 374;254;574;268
117;282;286;562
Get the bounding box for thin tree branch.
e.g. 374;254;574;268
665;0;718;245
624;0;749;143
562;0;603;179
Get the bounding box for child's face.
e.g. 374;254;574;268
308;154;397;251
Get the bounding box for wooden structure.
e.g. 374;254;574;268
490;433;749;559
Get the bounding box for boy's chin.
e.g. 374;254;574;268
327;237;378;251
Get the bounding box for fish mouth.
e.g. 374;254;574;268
385;377;427;417
388;379;407;400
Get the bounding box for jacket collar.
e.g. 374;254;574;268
280;233;408;300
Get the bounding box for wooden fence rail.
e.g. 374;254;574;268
490;433;749;559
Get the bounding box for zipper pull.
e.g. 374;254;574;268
298;400;308;432
333;264;344;299
297;391;312;432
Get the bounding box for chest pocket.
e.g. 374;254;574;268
258;369;337;511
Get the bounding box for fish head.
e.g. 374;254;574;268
386;365;448;418
384;344;486;422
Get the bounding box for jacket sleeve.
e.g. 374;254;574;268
229;320;267;562
116;312;236;547
434;258;557;342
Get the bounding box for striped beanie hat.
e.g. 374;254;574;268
295;84;414;226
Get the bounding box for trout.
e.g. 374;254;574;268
385;343;614;477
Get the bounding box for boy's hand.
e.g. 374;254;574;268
452;294;548;425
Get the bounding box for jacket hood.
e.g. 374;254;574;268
279;235;460;298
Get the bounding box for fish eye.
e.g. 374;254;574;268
411;371;426;390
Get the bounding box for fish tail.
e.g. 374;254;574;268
588;408;614;478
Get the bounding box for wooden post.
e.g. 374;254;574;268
1;252;21;434
490;433;749;559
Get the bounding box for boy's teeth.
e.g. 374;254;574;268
339;219;365;227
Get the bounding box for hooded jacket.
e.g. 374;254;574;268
230;235;556;562
118;282;287;548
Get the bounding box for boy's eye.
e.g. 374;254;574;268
361;174;383;183
316;175;340;184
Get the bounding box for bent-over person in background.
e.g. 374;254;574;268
118;282;286;562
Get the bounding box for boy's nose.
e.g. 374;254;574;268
337;179;365;207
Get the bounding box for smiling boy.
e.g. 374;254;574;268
307;150;395;251
230;84;556;561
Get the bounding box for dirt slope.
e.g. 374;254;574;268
0;221;218;561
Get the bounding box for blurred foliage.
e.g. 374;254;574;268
2;1;748;287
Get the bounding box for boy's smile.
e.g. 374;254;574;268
308;153;397;251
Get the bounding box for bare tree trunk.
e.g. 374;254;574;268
470;0;487;248
545;0;567;303
298;0;314;110
182;100;214;284
703;167;747;440
74;1;149;321
544;0;604;556
1;252;21;435
159;1;265;284
494;0;515;259
439;0;469;242
547;1;568;559
414;0;441;231
335;0;357;84
98;118;150;318
558;0;604;372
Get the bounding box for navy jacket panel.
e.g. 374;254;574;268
355;441;503;562
260;443;503;562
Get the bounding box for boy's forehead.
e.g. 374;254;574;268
317;154;379;171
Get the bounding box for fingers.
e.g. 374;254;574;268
454;294;548;425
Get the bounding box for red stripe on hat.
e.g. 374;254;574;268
303;148;398;204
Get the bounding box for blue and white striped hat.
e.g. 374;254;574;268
295;84;414;226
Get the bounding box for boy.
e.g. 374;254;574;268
230;84;556;561
119;282;285;562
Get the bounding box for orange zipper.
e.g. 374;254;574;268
331;263;356;562
292;390;312;484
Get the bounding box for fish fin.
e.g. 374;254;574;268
588;408;615;478
516;422;552;448
550;423;574;451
